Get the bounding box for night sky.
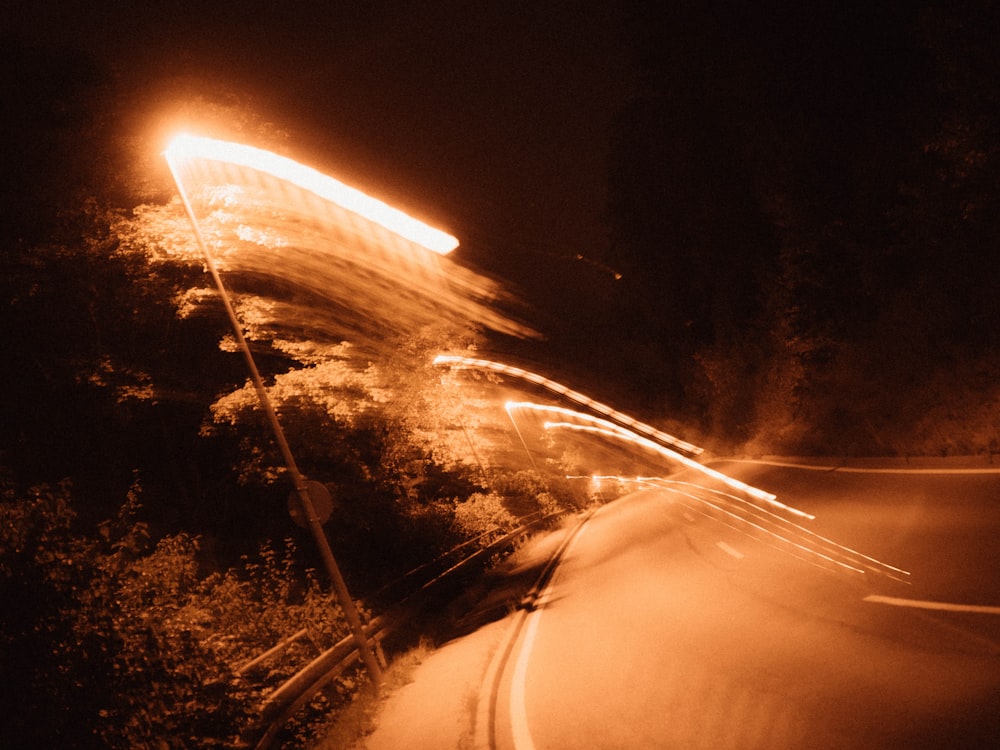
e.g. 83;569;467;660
5;8;1000;746
3;1;939;286
5;1;633;276
6;0;999;455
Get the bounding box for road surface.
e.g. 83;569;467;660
365;460;1000;749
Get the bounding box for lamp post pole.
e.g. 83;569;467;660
165;157;383;688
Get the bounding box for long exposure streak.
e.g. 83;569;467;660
539;414;798;513
504;400;800;513
568;474;908;582
644;477;909;581
433;355;703;456
164;134;459;255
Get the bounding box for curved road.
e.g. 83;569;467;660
485;461;1000;749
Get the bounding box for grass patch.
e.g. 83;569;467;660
309;641;435;749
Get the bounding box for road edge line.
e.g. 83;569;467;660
863;594;1000;615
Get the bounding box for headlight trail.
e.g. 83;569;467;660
645;478;910;582
503;400;796;514
160;134;536;348
652;482;868;576
433;355;703;457
435;355;909;583
165;133;458;255
572;474;909;583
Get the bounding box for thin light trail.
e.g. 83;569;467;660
654;482;869;577
542;416;909;572
542;417;783;508
646;477;910;580
165;134;458;254
573;474;909;582
504;402;539;472
864;595;1000;615
432;355;703;456
506;402;785;509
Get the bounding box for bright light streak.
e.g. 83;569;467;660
561;473;909;582
582;473;857;572
863;594;998;614
505;400;793;512
647;478;908;580
549;421;794;512
164;133;459;255
433;355;703;456
662;484;868;575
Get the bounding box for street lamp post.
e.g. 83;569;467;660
164;154;384;688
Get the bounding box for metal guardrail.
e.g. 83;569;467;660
239;510;567;749
244;615;392;750
234;628;309;677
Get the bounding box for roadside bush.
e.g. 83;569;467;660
490;469;576;516
0;457;570;748
452;491;517;537
0;479;365;749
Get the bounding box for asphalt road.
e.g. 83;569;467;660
363;460;1000;749
487;461;1000;749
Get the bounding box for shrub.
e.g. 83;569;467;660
452;491;517;537
0;479;365;748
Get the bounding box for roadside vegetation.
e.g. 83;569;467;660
1;468;582;748
6;3;1000;745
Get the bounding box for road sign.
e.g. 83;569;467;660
288;480;335;527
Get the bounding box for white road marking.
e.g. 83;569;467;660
716;540;745;559
508;515;596;750
864;594;1000;615
725;458;1000;475
509;610;542;750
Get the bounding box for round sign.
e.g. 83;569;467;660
288;480;335;528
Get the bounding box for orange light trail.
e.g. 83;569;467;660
504;401;800;514
545;419;798;514
433;355;703;456
164;133;459;255
647;477;908;579
657;481;867;576
565;474;909;582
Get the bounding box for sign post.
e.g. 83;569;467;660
164;149;384;688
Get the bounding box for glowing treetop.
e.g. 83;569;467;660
164;133;459;255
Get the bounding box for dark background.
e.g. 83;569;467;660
8;6;1000;745
4;0;1000;500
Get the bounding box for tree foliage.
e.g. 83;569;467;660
9;2;1000;742
0;477;387;748
0;35;587;746
603;0;1000;456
